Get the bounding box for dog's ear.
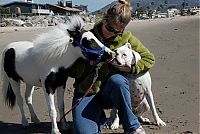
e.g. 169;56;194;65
126;43;132;49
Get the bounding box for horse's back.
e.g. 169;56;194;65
2;41;41;85
5;41;33;52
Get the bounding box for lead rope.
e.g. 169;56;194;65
60;67;99;123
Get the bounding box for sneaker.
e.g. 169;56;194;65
124;126;145;134
134;126;145;134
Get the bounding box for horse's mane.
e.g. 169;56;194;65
32;16;85;63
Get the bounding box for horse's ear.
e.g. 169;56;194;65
67;29;77;38
67;28;84;40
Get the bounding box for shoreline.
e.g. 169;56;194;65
0;15;199;33
0;26;52;33
129;15;199;26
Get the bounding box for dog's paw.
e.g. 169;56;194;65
110;117;120;130
138;116;151;123
105;117;112;127
156;118;166;126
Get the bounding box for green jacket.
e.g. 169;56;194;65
68;21;155;94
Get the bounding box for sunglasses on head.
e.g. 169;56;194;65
105;24;122;34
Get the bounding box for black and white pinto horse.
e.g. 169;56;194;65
1;16;112;134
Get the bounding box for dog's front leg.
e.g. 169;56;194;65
145;88;166;126
107;108;120;130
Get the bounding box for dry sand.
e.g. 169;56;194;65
0;15;199;134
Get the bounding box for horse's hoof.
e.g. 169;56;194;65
51;129;61;134
60;127;72;134
61;122;71;130
31;117;40;124
22;125;29;129
22;119;29;127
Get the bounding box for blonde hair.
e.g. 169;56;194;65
103;0;132;26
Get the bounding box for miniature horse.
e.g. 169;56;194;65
1;16;112;134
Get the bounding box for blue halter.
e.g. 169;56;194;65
72;40;106;64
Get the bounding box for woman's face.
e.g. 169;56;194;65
102;21;125;39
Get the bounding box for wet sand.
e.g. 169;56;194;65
0;15;199;133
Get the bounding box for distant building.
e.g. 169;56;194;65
53;0;81;15
1;1;50;15
46;4;81;15
66;1;72;8
181;6;200;15
74;5;88;13
167;8;180;17
191;7;200;15
1;1;81;16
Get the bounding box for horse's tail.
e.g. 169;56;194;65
1;49;16;109
3;81;16;109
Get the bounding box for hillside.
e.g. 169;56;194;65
91;0;199;14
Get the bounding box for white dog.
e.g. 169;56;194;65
107;43;166;130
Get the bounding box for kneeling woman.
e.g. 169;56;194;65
69;0;155;133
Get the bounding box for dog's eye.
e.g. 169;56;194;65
122;53;127;56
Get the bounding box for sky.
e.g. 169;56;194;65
0;0;115;12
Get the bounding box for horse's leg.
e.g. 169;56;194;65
10;80;29;127
25;85;40;124
44;91;60;134
57;86;69;130
41;79;60;134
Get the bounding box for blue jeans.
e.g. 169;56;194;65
72;74;140;134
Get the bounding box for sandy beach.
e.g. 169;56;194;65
0;15;199;134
